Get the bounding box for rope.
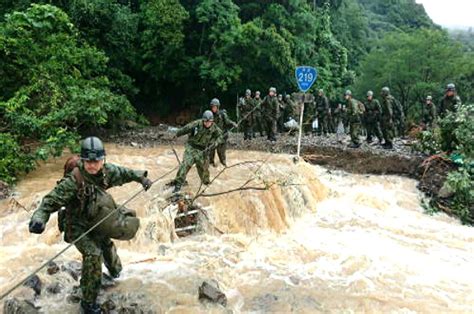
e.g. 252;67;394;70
0;95;282;300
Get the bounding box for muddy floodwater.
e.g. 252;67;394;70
0;145;473;313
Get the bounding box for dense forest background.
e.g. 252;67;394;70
1;0;473;183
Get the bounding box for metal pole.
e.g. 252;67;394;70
296;95;305;158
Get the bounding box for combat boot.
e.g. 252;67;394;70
80;301;101;314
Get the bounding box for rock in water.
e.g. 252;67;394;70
23;275;42;296
61;260;82;281
46;282;63;294
3;298;39;314
46;261;60;275
198;281;227;307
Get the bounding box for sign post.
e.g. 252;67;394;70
295;66;317;159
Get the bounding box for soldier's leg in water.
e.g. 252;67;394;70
100;238;122;278
217;142;227;166
74;235;103;304
175;145;197;186
195;150;210;185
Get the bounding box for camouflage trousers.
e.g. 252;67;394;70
209;141;227;166
381;119;395;145
264;116;277;141
254;114;265;136
366;119;383;142
67;230;122;303
241;115;254;140
317;112;329;135
175;144;210;186
349;121;361;145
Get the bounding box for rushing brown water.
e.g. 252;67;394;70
0;145;473;313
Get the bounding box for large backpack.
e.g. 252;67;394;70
61;156;140;240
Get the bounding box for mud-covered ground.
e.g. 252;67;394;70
104;126;458;218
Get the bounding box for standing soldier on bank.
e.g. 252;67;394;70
172;111;223;193
209;98;237;167
344;90;364;148
314;89;329;135
28;137;152;313
285;94;299;121
385;88;405;137
277;94;286;133
380;87;396;149
314;89;330;136
238;89;255;140
333;103;346;143
364;90;383;144
261;87;279;142
253;91;264;137
439;83;462;117
423;95;437;129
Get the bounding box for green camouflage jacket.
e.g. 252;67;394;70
439;95;462;116
177;119;224;150
364;99;382;121
261;95;279;119
30;161;146;229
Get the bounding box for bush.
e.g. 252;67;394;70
417;103;474;224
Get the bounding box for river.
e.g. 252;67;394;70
0;145;472;313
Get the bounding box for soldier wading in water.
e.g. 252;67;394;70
29;137;153;313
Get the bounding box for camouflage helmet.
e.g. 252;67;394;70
344;90;352;96
446;83;456;91
202;110;214;121
381;86;390;95
426;95;433;101
255;91;261;96
269;87;276;93
80;136;105;161
245;89;251;96
210;98;220;107
285;94;291;99
367;90;374;97
278;94;283;99
318;89;324;94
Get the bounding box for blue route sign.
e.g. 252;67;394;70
295;66;318;93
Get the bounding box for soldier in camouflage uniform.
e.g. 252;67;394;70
314;89;330;136
380;87;396;149
423;95;437;128
29;137;152;314
209;98;238;167
173;110;223;192
253;91;264;137
386;88;405;137
439;83;462;117
238;89;255;140
344;90;364;148
277;94;286;133
333;103;346;143
364;90;383;144
285;94;299;121
261;87;279;142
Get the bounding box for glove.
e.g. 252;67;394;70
29;220;45;234
141;177;153;191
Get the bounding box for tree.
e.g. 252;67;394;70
353;29;473;122
0;4;138;182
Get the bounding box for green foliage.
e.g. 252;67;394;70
0;134;34;184
417;103;474;224
354;29;474;121
0;4;138;182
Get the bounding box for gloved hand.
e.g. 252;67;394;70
141;177;153;191
29;220;45;234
